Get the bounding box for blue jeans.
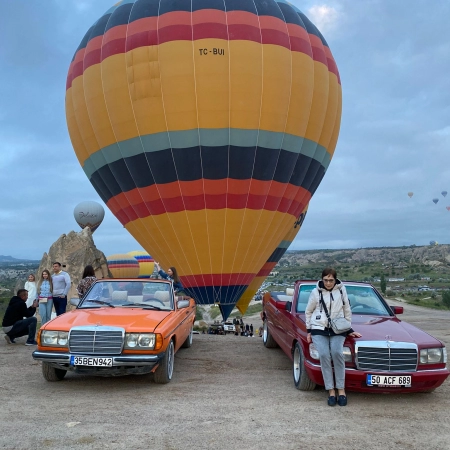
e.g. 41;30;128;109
312;334;346;390
53;296;67;316
7;317;37;342
39;299;54;324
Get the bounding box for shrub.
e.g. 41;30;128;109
442;291;450;308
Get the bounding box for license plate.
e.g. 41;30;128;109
70;356;113;367
366;374;411;387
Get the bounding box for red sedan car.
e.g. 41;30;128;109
262;281;449;393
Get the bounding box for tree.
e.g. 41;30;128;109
442;291;450;309
380;274;387;294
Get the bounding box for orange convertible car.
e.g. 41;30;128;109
32;279;196;383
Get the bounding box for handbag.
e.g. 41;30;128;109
319;291;351;334
39;297;48;303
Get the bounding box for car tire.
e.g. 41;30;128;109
263;320;278;348
181;326;193;348
293;342;316;391
42;362;67;382
153;339;174;384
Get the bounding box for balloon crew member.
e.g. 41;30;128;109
155;262;183;293
51;262;71;316
305;268;361;407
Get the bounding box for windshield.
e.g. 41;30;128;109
296;284;391;316
79;280;173;310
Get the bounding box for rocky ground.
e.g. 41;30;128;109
1;301;450;450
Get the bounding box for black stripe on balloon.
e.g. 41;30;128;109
267;246;288;263
129;0;160;22
89;147;325;202
224;0;258;14
277;2;306;28
105;2;134;32
297;11;329;47
159;0;192;15
193;0;226;12
252;0;285;19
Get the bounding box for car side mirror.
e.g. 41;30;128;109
70;298;80;307
390;306;403;315
285;301;292;312
177;299;190;309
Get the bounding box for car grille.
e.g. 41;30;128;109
69;326;125;355
355;341;418;372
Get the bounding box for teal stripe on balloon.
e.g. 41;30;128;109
82;129;331;179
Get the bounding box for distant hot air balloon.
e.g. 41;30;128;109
73;201;105;232
429;240;438;246
235;204;308;315
107;254;140;278
447;206;450;211
66;0;342;319
432;198;439;204
442;191;447;197
128;251;155;278
407;192;413;198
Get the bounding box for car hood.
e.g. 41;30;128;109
42;307;173;333
351;315;444;347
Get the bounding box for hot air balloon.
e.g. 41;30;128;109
433;198;439;204
407;192;413;198
235;204;308;315
429;241;438;246
128;250;155;278
107;253;140;278
442;191;447;197
447;206;450;211
66;0;342;319
73;201;105;232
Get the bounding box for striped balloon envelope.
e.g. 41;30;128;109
107;253;140;278
66;0;342;319
128;250;155;278
235;204;308;315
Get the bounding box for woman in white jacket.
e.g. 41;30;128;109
24;274;38;308
305;268;361;407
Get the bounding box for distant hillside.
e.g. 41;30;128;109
281;245;450;271
0;255;39;263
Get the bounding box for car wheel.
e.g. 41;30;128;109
153;339;174;384
181;326;193;348
293;342;316;391
263;320;278;348
42;362;67;382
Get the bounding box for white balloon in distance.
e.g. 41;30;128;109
73;201;105;233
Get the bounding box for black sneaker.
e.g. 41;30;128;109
327;395;337;406
338;395;347;406
25;340;38;346
4;335;16;344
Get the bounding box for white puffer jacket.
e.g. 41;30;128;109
305;279;352;332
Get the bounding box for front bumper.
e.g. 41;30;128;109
305;359;450;393
32;350;165;377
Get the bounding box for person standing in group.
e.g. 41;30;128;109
37;270;53;325
2;289;38;345
24;274;37;308
305;268;361;407
154;262;183;293
76;265;97;299
51;262;71;316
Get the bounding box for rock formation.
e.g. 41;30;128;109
36;227;112;311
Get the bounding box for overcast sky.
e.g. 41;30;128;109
1;1;449;260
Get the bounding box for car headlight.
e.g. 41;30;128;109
41;330;68;347
343;346;352;362
420;348;444;364
309;343;319;360
125;333;156;349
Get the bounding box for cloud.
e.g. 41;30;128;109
307;4;341;36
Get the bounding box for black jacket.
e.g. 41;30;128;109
2;296;36;327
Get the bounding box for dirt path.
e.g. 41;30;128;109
1;302;449;450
